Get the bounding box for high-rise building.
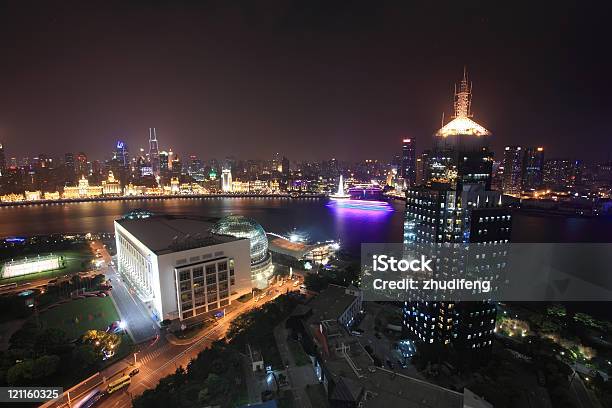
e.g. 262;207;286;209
188;155;204;181
543;159;578;191
148;128;160;176
490;160;504;191
502;146;523;196
400;138;416;186
75;152;88;178
221;167;232;192
416;150;431;186
0;142;5;176
114;140;129;167
403;70;511;364
522;147;544;191
159;151;169;175
429;70;493;190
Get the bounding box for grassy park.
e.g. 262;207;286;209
38;296;119;340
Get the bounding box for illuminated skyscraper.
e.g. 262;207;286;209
221;167;232;192
114;141;129;167
502;146;523;196
429;69;493;190
522;147;545;191
148;128;160;176
403;70;509;364
400;138;416;186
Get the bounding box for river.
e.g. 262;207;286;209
2;198;612;256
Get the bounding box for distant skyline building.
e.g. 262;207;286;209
148;128;160;177
221;167;232;192
400;138;416;186
75;152;88;178
522;147;545;191
113;140;129;167
0;142;5;176
502;146;523;196
543;158;579;191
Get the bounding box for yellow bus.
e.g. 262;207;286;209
107;375;131;394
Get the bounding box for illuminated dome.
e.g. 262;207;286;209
211;215;268;264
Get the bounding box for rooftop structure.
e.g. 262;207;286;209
116;215;239;255
436;69;490;138
210;215;274;289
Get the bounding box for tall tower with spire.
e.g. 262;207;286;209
148;128;160;177
402;69;512;365
430;69;493;189
454;67;472;118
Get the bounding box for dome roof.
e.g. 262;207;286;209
211;215;268;264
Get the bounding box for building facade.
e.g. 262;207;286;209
114;214;252;323
502;146;523;196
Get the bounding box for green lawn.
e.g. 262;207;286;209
38;296;120;340
0;249;95;284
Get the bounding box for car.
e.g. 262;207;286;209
97;292;107;297
129;368;140;377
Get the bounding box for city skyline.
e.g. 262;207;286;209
1;1;611;161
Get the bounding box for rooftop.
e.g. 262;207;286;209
115;214;245;255
267;234;329;259
305;284;359;323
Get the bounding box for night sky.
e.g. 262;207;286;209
0;1;610;162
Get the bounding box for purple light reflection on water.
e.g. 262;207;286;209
326;200;397;255
326;200;393;212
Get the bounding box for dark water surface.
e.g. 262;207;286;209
2;198;612;256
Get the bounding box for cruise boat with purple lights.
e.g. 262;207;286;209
328;179;392;211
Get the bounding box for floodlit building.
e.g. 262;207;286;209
114;213;253;323
221;168;233;192
428;69;493;190
210;215;274;289
102;171;122;196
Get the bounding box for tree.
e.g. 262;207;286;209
6;360;34;385
73;344;97;368
82;330;121;358
31;355;60;379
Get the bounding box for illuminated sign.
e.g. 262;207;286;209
116;141;125;149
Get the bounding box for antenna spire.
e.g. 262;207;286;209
454;67;472;118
